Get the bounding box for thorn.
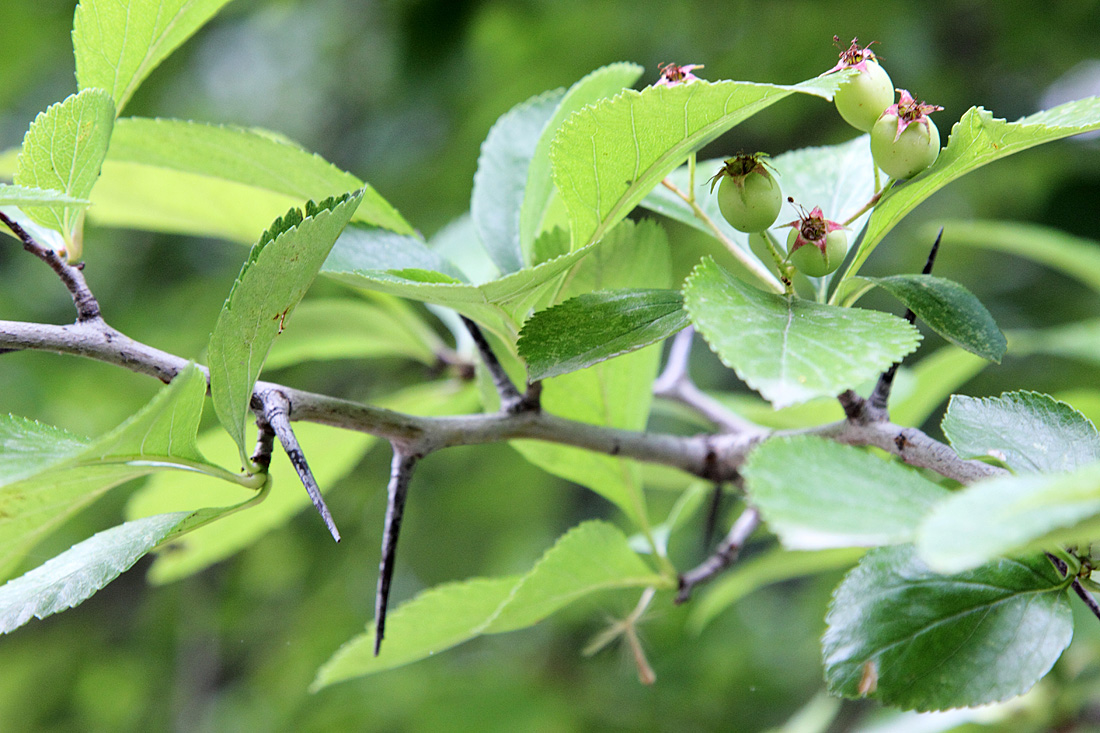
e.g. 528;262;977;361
375;450;418;655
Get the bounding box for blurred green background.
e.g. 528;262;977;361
2;1;1100;730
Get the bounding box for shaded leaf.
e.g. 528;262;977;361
846;98;1100;278
312;521;667;687
518;288;688;380
942;391;1100;474
208;192;364;463
0;184;90;208
472;89;565;273
683;258;920;407
823;545;1072;711
867;274;1006;362
551;74;850;251
73;0;233;113
743;436;949;549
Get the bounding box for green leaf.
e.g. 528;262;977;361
95;118;412;238
1011;319;1100;368
312;520;667;687
867;274;1006;363
518;288;688;380
823;545;1072;711
0;366;238;578
551;74;850;250
846;97;1100;278
128;380;478;584
510;220;671;526
683;258;921;407
917;462;1100;573
208;192;364;463
73;0;233;114
0;184;90;208
743;436;949;549
520;63;644;255
942;391;1100;474
0;512;189;633
688;546;865;634
932;220;1100;296
263;296;441;369
472;89;566;273
323;225;588;346
13;89;115;253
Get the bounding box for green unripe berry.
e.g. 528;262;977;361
834;59;894;132
871;114;941;180
784;205;848;277
709;154;782;233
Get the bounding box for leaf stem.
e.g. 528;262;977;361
687;153;697;203
660;178;784;294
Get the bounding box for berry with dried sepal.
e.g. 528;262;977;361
828;37;895;132
655;62;704;87
784;202;848;277
870;89;943;179
707;153;783;234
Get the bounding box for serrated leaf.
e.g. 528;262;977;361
264;296;441;369
208;192;364;463
932;220;1100;296
743;436;949;549
641;136;875;296
312;520;666;687
846;97;1100;278
551;74;850;251
128;380;478;583
520;62;644;255
0;366;237;578
943;391;1100;474
917;462;1100;573
510;220;671;526
13;89;115;252
0;184;90;208
683;258;921;407
518;288;687;380
867;274;1006;363
94;118;412;238
0;512;189;633
689;546;865;634
823;545;1072;711
472;89;566;273
323;224;588;346
73;0;233;113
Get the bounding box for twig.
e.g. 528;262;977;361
1073;579;1100;623
460;315;538;413
653;328;762;435
868;228;943;412
375;448;419;655
660;178;785;294
250;416;277;473
0;211;101;322
676;506;761;603
260;389;341;542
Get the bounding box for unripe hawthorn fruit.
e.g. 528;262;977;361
870;89;943;180
828;38;894;132
785;205;848;277
708;153;782;233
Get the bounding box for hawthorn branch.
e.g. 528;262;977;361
653;327;762;435
868;228;943;412
0;211;101;322
676;506;760;603
260;388;341;542
461;315;539;413
375;448;419;655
